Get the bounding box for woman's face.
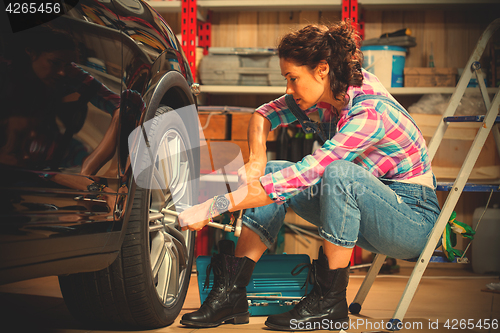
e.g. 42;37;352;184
27;49;75;87
280;58;331;110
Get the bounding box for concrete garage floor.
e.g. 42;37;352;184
0;264;498;333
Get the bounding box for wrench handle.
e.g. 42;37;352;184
163;208;235;232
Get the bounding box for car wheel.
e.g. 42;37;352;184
58;105;198;329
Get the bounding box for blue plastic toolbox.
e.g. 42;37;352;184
196;254;312;316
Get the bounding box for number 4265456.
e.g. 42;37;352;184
444;319;498;330
5;2;61;14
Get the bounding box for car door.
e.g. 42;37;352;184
0;0;126;273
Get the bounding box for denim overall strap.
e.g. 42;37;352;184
284;94;336;143
352;94;423;135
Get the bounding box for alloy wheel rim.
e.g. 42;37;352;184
148;127;193;306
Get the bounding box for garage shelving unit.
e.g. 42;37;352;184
146;0;499;96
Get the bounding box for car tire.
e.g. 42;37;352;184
58;105;198;329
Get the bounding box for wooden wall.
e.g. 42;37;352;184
364;10;497;69
208;10;496;70
161;7;499;108
210;11;342;48
161;8;498;70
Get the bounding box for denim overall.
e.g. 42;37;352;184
242;94;441;260
284;93;422;142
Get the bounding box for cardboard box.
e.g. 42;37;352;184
412;114;500;180
404;67;457;87
199;139;250;174
199;113;229;140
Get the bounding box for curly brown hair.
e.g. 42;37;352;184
278;21;363;102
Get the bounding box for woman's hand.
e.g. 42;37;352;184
178;176;273;232
178;199;213;231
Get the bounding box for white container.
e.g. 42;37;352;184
472;206;500;274
361;45;406;88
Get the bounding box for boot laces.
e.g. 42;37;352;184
291;262;324;312
203;257;225;304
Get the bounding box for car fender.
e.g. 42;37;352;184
116;69;198;252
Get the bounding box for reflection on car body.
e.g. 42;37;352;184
0;0;198;329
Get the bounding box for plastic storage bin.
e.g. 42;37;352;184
472;206;500;274
199;48;285;86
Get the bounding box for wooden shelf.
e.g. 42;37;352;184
200;85;498;95
145;1;180;11
390;87;498;95
200;85;285;95
146;0;341;12
359;0;498;6
200;174;238;183
146;0;498;12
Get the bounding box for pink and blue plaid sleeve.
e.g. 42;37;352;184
256;95;299;130
260;104;385;202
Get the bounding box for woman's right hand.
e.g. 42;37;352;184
178;199;213;231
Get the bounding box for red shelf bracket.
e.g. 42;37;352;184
181;0;197;77
342;0;363;41
198;10;212;56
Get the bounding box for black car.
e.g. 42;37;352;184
0;0;200;329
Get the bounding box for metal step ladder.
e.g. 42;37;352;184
349;18;500;331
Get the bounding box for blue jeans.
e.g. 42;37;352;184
242;160;441;260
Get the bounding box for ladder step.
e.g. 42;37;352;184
436;182;500;192
444;115;500;123
403;251;467;263
429;251;467;263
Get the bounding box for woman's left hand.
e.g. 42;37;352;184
179;199;213;231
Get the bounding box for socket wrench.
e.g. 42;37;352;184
163;208;243;237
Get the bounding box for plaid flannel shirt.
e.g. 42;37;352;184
257;69;431;203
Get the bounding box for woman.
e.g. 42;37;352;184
179;21;441;330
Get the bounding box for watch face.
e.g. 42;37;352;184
88;183;100;192
214;195;230;213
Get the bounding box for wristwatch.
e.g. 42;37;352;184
213;195;230;215
87;181;105;192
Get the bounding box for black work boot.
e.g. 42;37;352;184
180;240;256;328
265;247;349;331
